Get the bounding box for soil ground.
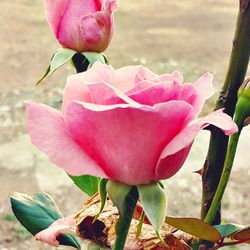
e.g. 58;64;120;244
0;0;250;249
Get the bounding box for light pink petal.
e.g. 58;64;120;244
159;71;183;84
125;80;156;95
65;101;193;185
191;73;215;114
56;0;103;51
64;62;142;97
62;77;92;114
35;217;76;247
129;70;183;94
26;101;107;177
102;0;117;13
135;66;160;84
126;71;183;97
155;109;237;180
160;109;238;159
155;145;192;180
79;9;114;52
194;73;214;99
44;0;69;37
128;81;198;107
88;81;141;105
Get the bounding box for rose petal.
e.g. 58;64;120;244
127;70;183;96
62;77;92;114
65;100;193;185
26;101;107;177
192;73;214;114
154;145;192;180
194;73;214;99
155;110;237;179
125;80;156;95
80;3;115;53
159;71;183;84
44;0;69;36
88;81;141;105
103;0;117;13
135;66;160;84
128;81;198;107
35;217;76;247
56;0;103;51
64;62;141;97
160;109;238;159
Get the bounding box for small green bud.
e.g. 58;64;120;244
235;78;250;126
238;77;250;98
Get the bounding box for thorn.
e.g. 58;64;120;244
193;168;204;176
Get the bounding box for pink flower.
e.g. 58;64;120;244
44;0;117;52
26;63;237;185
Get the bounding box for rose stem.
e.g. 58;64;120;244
71;53;90;73
204;113;244;224
113;187;139;250
201;0;250;226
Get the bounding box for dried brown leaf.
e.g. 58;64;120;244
74;194;194;249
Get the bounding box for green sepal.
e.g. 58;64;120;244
82;52;106;65
137;182;167;231
94;178;108;221
37;48;76;85
69;175;100;196
106;181;139;250
10;192;81;249
106;180;132;216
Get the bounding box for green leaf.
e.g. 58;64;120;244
137;182;167;231
94;178;108;221
165;216;221;242
10;192;80;249
106;180;132;216
230;225;250;242
70;175;100;196
82;52;106;65
214;223;241;238
37;48;76;84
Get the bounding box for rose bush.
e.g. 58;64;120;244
26;62;237;185
44;0;117;52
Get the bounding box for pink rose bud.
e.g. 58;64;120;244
44;0;117;52
26;63;237;185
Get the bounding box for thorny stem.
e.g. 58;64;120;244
204;114;244;224
201;0;250;226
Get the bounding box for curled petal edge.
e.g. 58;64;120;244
159;109;238;159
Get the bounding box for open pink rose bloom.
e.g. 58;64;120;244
44;0;117;52
26;62;237;185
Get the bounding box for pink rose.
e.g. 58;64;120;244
26;63;237;185
44;0;117;52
